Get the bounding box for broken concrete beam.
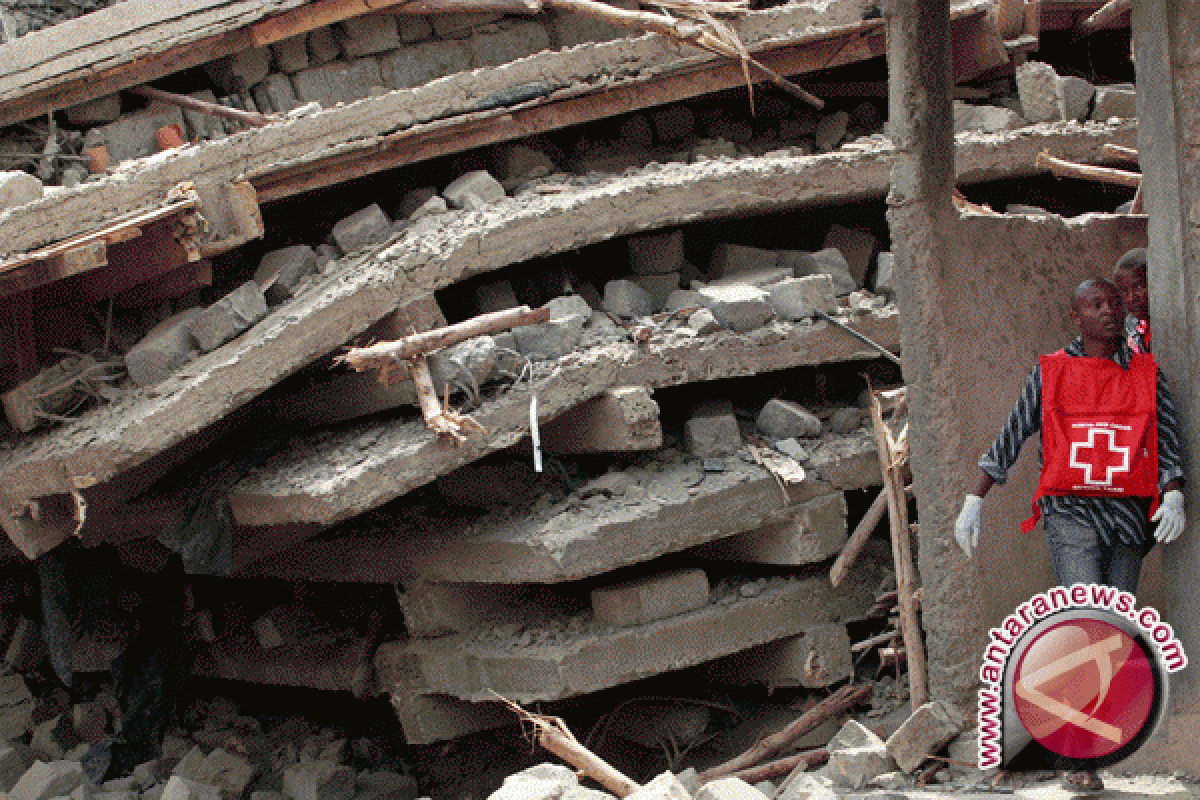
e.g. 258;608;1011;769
542;386;661;454
0;123;1118;509
443;170;505;211
592;569;710;629
758;398;822;439
282;762;354;800
190;282;269;353
700;492;848;565
254;245;317;305
695;778;769;800
704;624;853;690
885;702;967;773
330;203;391;255
685;398;742;458
821;225;878;286
628;230;686;275
0;171;43;212
396;582;567;638
248;436;872;584
191;636;367;693
229;311;901;529
388;690;513;746
1016;60;1061;123
381;572;878;704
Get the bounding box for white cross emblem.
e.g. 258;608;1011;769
1069;426;1131;487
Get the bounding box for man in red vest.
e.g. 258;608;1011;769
1113;247;1150;353
953;278;1185;792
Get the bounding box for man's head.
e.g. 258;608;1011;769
1113;247;1148;321
1070;279;1124;343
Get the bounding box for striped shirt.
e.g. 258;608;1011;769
1126;314;1150;354
979;338;1185;547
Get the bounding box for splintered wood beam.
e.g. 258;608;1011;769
1079;0;1131;35
1102;143;1139;162
1036;150;1141;187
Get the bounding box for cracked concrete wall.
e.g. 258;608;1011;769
1123;0;1200;772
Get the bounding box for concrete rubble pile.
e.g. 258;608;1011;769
0;0;1150;796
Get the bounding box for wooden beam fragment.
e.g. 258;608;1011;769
1036;150;1141;188
1102;143;1138;162
1078;0;1130;34
129;85;273;128
339;306;551;371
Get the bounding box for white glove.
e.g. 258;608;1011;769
955;494;983;558
1152;489;1186;544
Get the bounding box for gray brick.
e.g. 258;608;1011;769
695;285;773;332
307;28;341;66
92;101;185;163
252;74;300;114
282;763;353;800
254;245;318;305
205;49;271;94
125;309;202;387
443;170;505;210
271;34;310;73
603;279;654;319
1057;75;1095;122
336;14;400;57
64;94;121;127
190;282;269;353
429;13;501;39
330;203;392;254
768;275;837;321
1016;61;1061;123
378;40;471;90
757;398;822;439
290;60;384;108
469;23;551;67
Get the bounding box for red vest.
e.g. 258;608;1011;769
1022;349;1159;533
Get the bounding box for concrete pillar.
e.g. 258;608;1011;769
1131;0;1200;762
887;0;985;710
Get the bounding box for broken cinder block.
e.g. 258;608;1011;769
768;274;838;321
591;568;710;629
757;398;822;440
603;279;654;319
190;282;269;353
695;285;774;333
1015;61;1061;124
254;245;318;305
685;399;741;457
10;761;86;800
330;203;392;255
885;701;968;773
443;170;505;211
694;777;770;800
125;309;203;388
626;772;692;800
282;762;354;800
827;720;896;789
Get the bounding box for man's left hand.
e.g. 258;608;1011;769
1152;489;1186;544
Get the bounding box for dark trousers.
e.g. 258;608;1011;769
1044;511;1145;592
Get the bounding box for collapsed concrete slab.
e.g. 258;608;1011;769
246;434;877;583
227;312;898;528
376;571;880;704
0;126;1133;509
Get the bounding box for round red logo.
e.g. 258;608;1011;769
1012;617;1156;760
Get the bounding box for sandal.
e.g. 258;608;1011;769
1062;770;1105;793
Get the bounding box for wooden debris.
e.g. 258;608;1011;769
2;354;124;432
850;629;902;655
1036;150;1141;188
410;355;485;444
497;696;641;797
725;748;828;785
699;682;872;782
830;483;913;588
1078;0;1130;35
546;0;824;109
338;306;550;372
1102;143;1138;163
130;85;273;128
868;388;928;710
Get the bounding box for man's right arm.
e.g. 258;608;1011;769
976;363;1043;494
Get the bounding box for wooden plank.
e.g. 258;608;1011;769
252;21;890;202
